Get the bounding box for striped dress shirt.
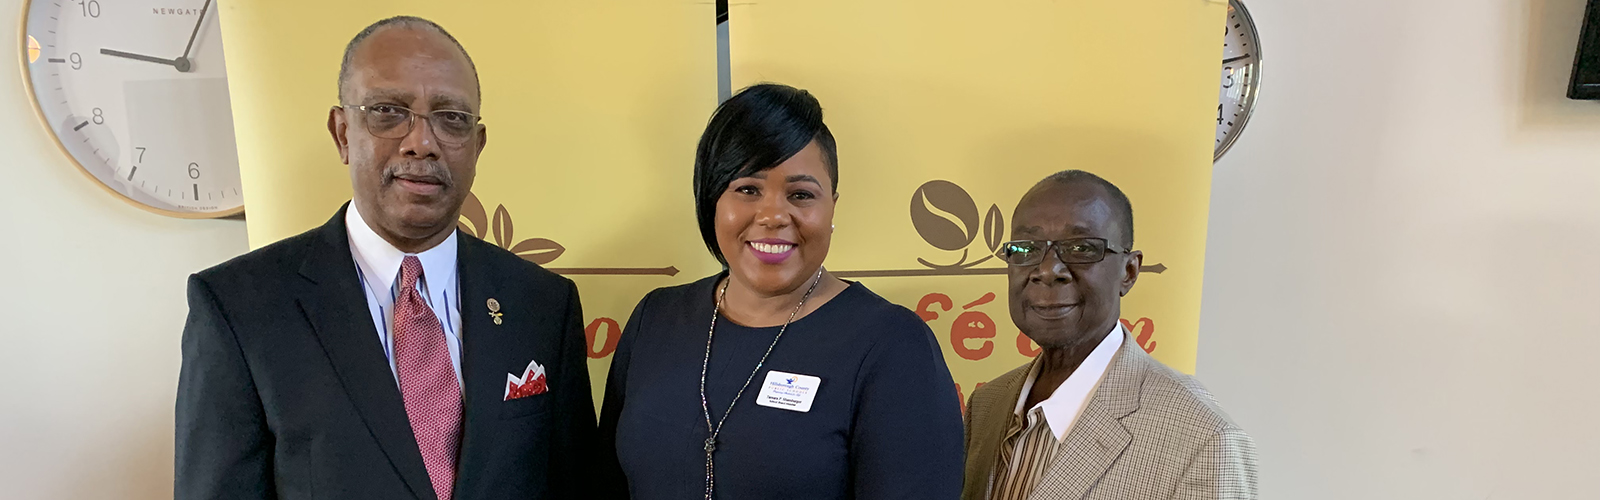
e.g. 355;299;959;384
985;325;1124;499
990;406;1061;500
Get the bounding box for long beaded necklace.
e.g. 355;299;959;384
698;267;825;500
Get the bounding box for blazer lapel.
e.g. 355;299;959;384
1030;337;1146;500
962;362;1033;500
297;205;433;500
451;234;506;498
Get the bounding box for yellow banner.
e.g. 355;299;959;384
730;0;1224;406
226;0;1221;408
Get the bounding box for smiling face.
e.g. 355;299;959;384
715;140;837;296
329;25;485;250
1008;181;1141;349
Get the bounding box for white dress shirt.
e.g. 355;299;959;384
346;202;464;388
1012;323;1125;441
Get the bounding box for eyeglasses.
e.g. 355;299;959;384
994;238;1130;267
340;104;482;145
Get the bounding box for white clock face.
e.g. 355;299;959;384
23;0;243;217
1216;0;1261;160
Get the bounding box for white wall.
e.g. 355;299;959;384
0;0;250;497
1199;0;1600;498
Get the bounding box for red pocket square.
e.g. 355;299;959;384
504;360;548;401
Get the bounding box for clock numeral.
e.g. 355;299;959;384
91;108;104;125
69;52;82;70
188;162;201;179
78;0;101;18
1218;104;1224;125
1222;66;1235;89
135;147;147;164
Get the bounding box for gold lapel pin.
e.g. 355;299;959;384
487;298;503;325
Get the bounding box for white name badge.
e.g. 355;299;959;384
756;370;821;413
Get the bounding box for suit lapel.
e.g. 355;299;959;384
451;234;506;498
1029;403;1130;500
962;362;1033;500
297;205;433;500
1030;337;1147;500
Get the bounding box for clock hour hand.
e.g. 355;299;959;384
1222;54;1252;65
100;48;191;72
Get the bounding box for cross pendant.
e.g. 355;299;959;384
704;437;717;453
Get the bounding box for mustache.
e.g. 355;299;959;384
380;160;455;188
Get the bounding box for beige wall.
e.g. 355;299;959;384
0;0;249;498
1199;0;1600;498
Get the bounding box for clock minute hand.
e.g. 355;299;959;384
100;48;181;69
174;0;215;73
1222;54;1252;65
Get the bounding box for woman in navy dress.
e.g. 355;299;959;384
594;84;964;499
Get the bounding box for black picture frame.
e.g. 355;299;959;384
1570;0;1600;99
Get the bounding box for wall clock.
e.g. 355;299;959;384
1215;0;1262;161
21;0;243;218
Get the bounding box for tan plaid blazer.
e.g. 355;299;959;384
961;335;1258;500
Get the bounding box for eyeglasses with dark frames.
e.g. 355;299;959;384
994;238;1130;266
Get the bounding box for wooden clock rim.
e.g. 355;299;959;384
16;0;245;220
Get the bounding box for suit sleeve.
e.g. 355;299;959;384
548;278;600;499
850;313;966;500
592;292;651;500
1170;426;1259;500
962;390;975;461
174;275;275;500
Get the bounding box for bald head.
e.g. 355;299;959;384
1019;170;1134;248
337;16;479;105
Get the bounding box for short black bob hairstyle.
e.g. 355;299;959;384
693;83;839;266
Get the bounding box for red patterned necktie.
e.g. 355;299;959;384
394;256;462;500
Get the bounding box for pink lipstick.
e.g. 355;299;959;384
747;238;797;264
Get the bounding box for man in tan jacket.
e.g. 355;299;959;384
963;170;1257;500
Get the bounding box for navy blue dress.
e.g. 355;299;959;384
596;274;964;499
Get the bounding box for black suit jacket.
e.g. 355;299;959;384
175;205;597;500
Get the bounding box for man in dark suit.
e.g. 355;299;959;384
175;16;596;500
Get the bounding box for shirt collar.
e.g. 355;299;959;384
346;201;458;293
1013;322;1125;441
